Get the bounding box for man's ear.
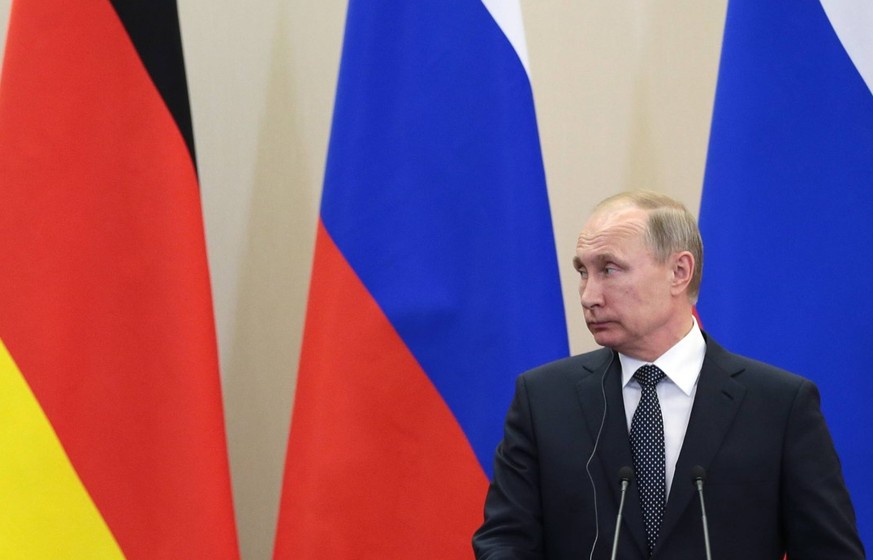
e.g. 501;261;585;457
670;251;694;295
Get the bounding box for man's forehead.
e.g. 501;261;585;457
578;207;648;246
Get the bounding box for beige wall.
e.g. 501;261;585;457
0;1;726;558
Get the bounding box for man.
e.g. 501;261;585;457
473;191;864;559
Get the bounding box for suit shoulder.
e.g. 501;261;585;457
520;347;614;386
706;338;811;391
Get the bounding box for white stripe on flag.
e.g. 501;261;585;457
481;0;530;75
820;0;873;96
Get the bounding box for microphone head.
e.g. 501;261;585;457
618;466;635;482
691;465;707;482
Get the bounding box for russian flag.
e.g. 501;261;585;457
698;0;873;548
273;1;569;557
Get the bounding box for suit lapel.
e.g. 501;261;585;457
655;339;747;555
576;352;648;558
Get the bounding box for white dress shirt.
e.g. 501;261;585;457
619;317;706;499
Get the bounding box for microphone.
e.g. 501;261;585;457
609;466;634;560
691;465;713;560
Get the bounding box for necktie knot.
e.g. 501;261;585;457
634;364;666;388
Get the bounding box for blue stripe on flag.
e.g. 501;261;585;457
320;0;569;476
699;0;873;545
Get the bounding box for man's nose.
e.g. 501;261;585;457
579;276;602;309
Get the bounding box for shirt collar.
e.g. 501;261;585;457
619;316;706;395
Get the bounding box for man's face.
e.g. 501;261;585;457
573;206;678;360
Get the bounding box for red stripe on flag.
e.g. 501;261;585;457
0;0;238;557
274;221;488;559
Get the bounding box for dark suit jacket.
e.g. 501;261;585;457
473;335;864;559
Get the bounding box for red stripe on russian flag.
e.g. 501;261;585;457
274;221;487;559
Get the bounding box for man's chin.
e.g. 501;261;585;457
589;324;630;348
588;327;619;349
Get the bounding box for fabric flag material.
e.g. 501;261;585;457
0;1;239;558
698;0;873;550
273;1;569;558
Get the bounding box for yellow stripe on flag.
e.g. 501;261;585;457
0;337;125;559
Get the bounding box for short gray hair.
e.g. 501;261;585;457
595;191;704;303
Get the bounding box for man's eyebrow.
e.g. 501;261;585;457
596;252;619;264
573;252;621;269
582;252;619;265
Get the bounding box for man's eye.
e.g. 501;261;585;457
604;266;617;275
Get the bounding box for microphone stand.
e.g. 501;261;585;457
692;466;713;560
610;467;634;560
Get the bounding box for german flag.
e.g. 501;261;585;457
0;1;239;558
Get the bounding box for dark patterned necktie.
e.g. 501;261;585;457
629;364;667;556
